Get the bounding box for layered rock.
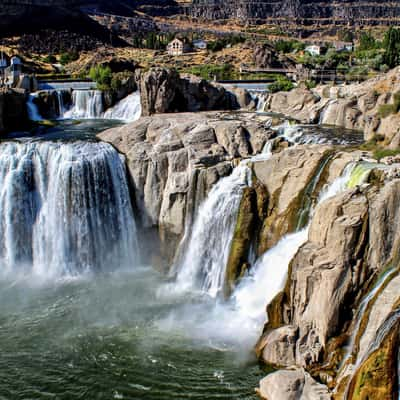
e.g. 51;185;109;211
189;0;400;26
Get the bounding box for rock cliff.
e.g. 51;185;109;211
190;0;400;25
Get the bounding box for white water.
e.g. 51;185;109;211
103;91;142;122
175;161;253;298
0;141;138;278
27;93;43;121
56;90;66;118
229;162;355;337
247;89;269;113
64;90;104;119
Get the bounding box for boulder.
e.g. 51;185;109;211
257;369;330;400
261;325;298;367
139;68;239;116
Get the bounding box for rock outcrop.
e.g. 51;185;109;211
139;68;239;116
256;161;400;398
98;111;274;267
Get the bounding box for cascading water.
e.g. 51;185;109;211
64;90;104;119
27;93;43;121
175;162;253;298
230;163;355;335
103;91;142;122
249;90;269;113
0;140;138;278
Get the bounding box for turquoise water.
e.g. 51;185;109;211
0;268;263;400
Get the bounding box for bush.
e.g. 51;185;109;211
305;80;317;90
89;65;112;90
59;51;79;65
269;76;294;93
183;64;235;81
43;54;57;64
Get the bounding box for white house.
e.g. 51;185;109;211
305;45;322;57
193;39;207;50
167;38;191;56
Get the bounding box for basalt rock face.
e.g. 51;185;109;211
139;68;240;116
190;0;400;25
98;111;274;268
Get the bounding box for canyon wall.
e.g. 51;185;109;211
190;0;400;25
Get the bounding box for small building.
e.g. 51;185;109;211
193;39;207;50
333;41;354;52
5;56;23;87
305;45;322;57
167;38;191;56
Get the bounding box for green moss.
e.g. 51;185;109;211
373;148;400;161
348;321;399;400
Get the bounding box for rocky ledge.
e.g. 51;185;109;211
98;111;273;265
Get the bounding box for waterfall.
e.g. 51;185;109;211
64;90;104;119
27;93;43;121
230;164;354;335
249;90;269;113
175;162;253;298
56;89;66;118
62;90;141;122
0;141;138;278
103;91;142;122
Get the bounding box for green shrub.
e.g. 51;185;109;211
377;91;400;118
89;65;112;90
43;54;57;64
305;80;317;90
59;51;79;65
269;76;294;93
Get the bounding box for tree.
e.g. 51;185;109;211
358;32;377;51
383;27;400;68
